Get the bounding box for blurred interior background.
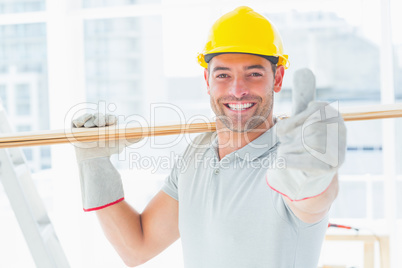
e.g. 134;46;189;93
0;0;401;267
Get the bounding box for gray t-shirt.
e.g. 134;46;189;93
162;125;328;268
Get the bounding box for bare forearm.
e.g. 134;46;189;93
285;173;339;223
96;201;145;266
296;173;339;214
94;191;180;267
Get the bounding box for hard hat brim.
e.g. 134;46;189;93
204;52;279;65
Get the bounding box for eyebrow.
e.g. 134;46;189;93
245;65;266;71
212;65;266;73
212;66;230;73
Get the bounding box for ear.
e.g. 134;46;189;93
273;65;285;93
204;68;210;95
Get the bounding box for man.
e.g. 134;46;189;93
73;6;346;267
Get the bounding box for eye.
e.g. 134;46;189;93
216;73;229;78
250;72;263;77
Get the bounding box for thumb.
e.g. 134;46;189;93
292;68;316;116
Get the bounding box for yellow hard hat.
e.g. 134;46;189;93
197;6;289;69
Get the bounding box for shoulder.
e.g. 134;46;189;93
191;131;216;146
181;131;216;157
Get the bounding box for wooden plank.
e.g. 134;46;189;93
0;103;401;149
340;103;402;121
0;122;217;148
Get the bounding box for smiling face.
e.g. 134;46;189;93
204;53;284;133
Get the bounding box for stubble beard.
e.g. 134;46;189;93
210;89;274;133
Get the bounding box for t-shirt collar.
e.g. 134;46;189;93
234;123;279;161
210;122;279;162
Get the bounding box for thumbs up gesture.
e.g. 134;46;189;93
267;69;347;201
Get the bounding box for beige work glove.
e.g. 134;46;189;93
267;101;347;201
72;113;141;211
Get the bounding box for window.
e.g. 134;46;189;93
391;0;402;100
22;148;33;161
397;181;402;219
372;181;385;219
15;84;30;115
0;0;45;14
82;0;161;9
16;125;31;132
40;146;51;158
84;17;160;116
0;22;48;174
265;9;381;104
330;181;367;218
0;84;6;111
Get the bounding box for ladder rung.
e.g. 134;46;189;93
8;147;25;166
14;163;29;180
39;222;55;241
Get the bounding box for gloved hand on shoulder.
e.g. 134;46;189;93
72;112;142;211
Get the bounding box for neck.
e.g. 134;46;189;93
216;115;275;160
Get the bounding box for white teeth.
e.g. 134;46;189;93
227;103;254;110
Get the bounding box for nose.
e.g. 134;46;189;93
230;76;249;99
